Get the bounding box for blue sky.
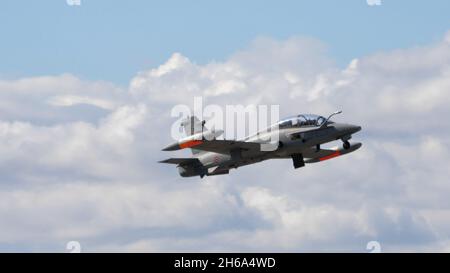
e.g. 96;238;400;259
1;0;449;84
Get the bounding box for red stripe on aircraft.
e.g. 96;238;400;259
179;140;203;149
319;151;341;161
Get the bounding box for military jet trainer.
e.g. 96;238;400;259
160;111;362;178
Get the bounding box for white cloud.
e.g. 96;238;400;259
0;74;125;125
1;32;450;252
47;95;116;110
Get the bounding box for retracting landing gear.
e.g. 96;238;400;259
292;153;305;169
343;140;350;150
341;135;352;150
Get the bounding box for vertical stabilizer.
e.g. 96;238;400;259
180;116;206;154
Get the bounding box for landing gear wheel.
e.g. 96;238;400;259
343;140;350;150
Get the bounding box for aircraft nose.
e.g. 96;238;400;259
334;123;362;135
347;124;362;134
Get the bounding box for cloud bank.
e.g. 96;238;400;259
1;32;450;252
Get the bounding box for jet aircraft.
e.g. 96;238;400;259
160;111;362;178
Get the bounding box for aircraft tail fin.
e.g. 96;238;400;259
180;116;207;155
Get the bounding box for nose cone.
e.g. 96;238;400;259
347;124;362;134
333;123;362;135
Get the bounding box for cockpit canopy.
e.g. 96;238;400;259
277;114;327;129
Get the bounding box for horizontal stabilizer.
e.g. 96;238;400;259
158;158;201;165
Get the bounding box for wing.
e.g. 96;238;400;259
185;139;262;154
158;158;201;165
